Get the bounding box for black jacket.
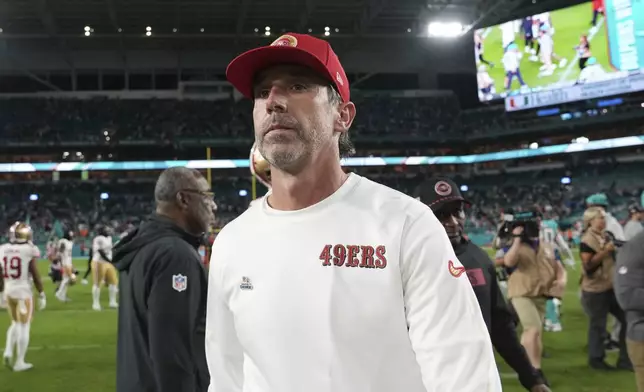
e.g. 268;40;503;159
454;238;542;390
113;214;210;392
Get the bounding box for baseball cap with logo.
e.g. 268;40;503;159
414;177;471;212
586;193;609;206
226;33;350;102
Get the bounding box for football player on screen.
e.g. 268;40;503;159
521;16;535;54
1;222;46;372
537;25;567;76
474;32;494;67
477;65;496;100
502;43;527;91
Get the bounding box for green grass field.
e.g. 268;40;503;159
0;253;638;392
478;3;613;93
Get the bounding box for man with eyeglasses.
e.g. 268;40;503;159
113;167;216;392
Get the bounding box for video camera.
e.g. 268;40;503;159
497;209;541;243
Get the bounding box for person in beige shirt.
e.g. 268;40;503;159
503;212;567;385
579;206;632;371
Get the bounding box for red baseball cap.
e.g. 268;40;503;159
226;33;350;102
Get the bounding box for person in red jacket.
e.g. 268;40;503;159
591;0;604;27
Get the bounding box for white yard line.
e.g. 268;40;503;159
1;343;107;351
558;16;605;84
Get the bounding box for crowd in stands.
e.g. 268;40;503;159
2;161;642;245
1;94;644;243
0;96;463;143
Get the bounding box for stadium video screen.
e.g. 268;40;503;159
474;0;644;111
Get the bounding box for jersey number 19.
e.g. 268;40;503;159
2;256;22;279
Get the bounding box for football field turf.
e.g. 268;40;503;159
479;2;612;93
0;254;638;392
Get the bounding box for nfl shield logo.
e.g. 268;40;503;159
172;274;188;292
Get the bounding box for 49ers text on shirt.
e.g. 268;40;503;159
319;244;387;269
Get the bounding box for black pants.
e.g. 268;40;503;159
579;57;589;70
83;258;92;280
581;289;630;364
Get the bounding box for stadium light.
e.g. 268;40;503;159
29;194;38;201
84;26;91;32
173;28;178;33
146;26;152;32
0;28;3;33
561;177;571;185
239;189;248;197
574;137;590;144
100;192;109;200
200;28;205;32
529;142;539;149
427;22;464;38
460;185;469;192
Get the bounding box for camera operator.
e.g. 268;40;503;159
579;206;632;371
502;210;567;384
586;193;626;347
416;178;550;392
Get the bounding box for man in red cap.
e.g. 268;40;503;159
205;33;501;392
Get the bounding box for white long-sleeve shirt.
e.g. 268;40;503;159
606;212;626;242
205;173;501;392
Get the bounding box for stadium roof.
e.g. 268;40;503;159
0;0;583;51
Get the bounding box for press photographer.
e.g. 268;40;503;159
501;210;567;384
578;206;632;371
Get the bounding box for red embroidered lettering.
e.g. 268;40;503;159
375;245;387;269
360;245;375;268
345;245;360;267
319;245;332;266
333;245;346;266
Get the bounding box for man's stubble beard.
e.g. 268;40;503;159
259;129;322;174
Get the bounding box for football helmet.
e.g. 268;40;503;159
62;228;75;241
96;224;110;237
9;221;33;243
249;142;271;188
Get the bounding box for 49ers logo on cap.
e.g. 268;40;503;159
434;181;452;196
271;34;298;47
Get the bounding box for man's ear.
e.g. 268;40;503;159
334;101;356;134
175;192;188;210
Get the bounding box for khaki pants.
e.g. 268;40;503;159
628;339;644;392
511;296;547;330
